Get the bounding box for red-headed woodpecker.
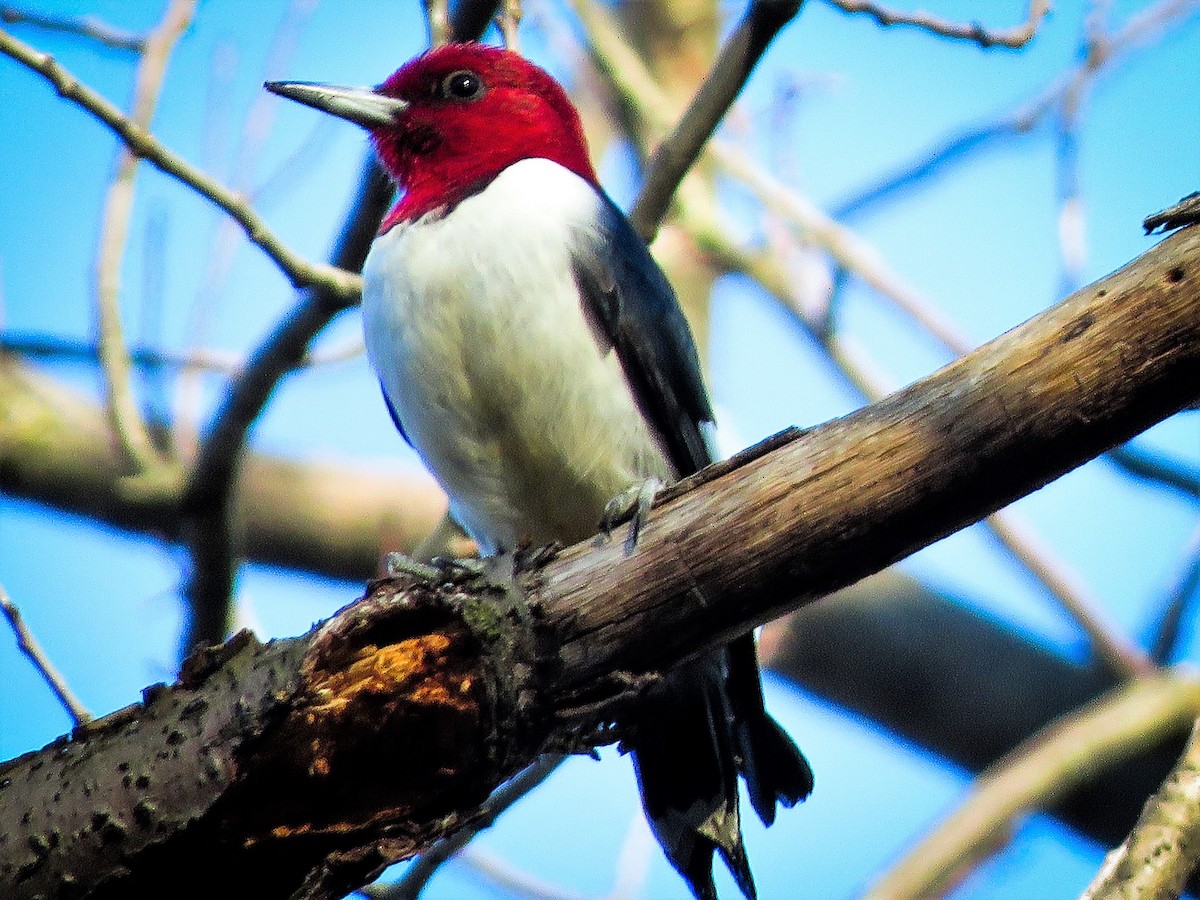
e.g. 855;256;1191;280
267;43;812;900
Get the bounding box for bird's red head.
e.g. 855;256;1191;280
268;44;598;229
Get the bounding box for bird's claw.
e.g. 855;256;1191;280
599;477;664;554
473;551;535;625
384;552;441;581
386;551;533;625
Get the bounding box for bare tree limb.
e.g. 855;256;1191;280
368;755;566;900
984;511;1153;677
865;673;1200;900
0;330;364;375
627;0;806;241
92;0;195;476
1080;718;1200;900
827;0;1049;49
1108;443;1200;501
832;0;1200;223
0;4;146;51
3;222;1199;899
497;0;523;50
1146;192;1200;235
449;0;505;46
1150;523;1200;665
0;27;363;304
0;356;455;581
0;585;92;726
425;0;452;47
577;0;1154;675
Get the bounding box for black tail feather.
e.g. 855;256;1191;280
628;641;809;899
727;635;814;824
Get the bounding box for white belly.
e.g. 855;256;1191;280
362;159;670;554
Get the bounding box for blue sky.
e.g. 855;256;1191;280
2;1;1199;897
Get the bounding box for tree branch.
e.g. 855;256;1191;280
627;0;805;241
866;673;1200;900
0;5;146;51
91;0;195;476
827;0;1049;49
831;0;1200;223
0;585;92;726
2;224;1198;898
1080;719;1200;900
0;355;455;580
0;27;362;303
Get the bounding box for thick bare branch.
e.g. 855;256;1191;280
0;356;454;580
3;223;1198;899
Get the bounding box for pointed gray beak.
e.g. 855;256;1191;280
265;81;409;129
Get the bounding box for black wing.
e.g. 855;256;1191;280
571;191;812;900
571;195;715;477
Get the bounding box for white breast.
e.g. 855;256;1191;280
362;158;670;554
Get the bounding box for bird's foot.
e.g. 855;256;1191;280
384;552;442;582
386;551;539;624
444;551;533;625
599;477;664;554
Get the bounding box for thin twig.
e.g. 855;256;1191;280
0;330;363;375
985;512;1154;678
92;0;196;475
574;0;972;353
0;585;92;726
0;4;145;51
496;0;522;50
366;755;566;899
1080;717;1200;900
832;0;1200;223
1108;444;1200;501
456;845;590;900
827;0;1049;49
628;0;806;241
1149;522;1200;665
0;27;363;304
175;0;319;446
1145;191;1200;234
865;671;1200;900
1052;2;1106;299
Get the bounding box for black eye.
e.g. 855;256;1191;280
442;70;481;100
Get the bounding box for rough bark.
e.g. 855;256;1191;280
1;224;1197;899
